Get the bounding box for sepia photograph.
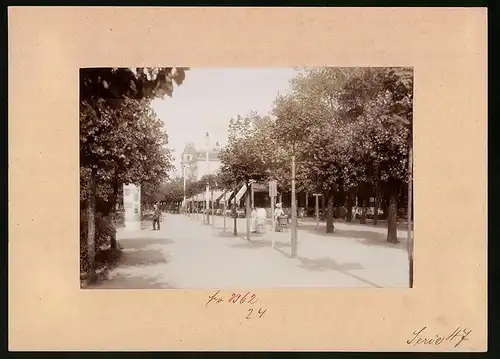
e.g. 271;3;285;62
80;67;414;290
9;5;488;351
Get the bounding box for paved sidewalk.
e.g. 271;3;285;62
89;213;409;289
208;214;410;288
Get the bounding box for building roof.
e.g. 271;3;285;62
181;142;221;164
183;142;198;155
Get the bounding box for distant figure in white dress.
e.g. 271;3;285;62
250;207;258;233
256;207;267;233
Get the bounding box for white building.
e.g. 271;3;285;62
180;138;222;181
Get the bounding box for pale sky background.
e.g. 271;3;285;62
150;68;299;173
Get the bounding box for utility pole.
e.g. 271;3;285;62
251;182;255;207
291;155;298;258
407;145;413;288
269;180;277;247
246;181;254;241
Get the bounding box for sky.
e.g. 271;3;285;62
150;68;299;173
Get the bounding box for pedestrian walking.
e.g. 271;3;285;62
152;203;162;230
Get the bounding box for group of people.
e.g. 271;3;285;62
250;202;287;233
152;201;289;233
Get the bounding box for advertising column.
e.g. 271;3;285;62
123;184;141;231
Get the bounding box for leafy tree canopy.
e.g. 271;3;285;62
80;67;189;103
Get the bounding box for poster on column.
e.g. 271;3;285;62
123;184;141;230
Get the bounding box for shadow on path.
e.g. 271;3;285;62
217;231;243;238
271;248;384;288
298;256;363;272
118;237;174;251
300;224;406;250
296;256;382;288
274;246;292;258
353;235;407;250
120;249;169;267
229;238;291;249
86;273;175;289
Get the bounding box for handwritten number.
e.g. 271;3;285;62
258;308;267;318
246;308;253;319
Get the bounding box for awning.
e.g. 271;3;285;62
235;184;247;202
227;190;236;203
216;189;232;203
210;189;224;201
252;183;268;192
225;182;267;203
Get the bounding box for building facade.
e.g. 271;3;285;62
180;140;222;181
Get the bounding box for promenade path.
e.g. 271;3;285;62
89;213;410;289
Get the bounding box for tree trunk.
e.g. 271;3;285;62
109;178;119;250
381;197;389;220
387;192;399;243
373;187;380;225
326;192;335;233
321;195;326;220
346;193;353;222
87;170;97;283
360;198;367;224
233;188;238;236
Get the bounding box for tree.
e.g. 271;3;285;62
337;67;413;242
219;113;274;184
163;177;185;212
80;67;189;103
80;67;188;282
198;173;220;220
185;179;203;199
218;113;275;239
214;170;241;235
272;93;320;194
141;181;166;207
275;67;413;241
304;119;361;232
272;68;362;233
80;98;173;249
199;174;218;189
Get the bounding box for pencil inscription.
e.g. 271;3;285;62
406;326;472;348
205;290;266;319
